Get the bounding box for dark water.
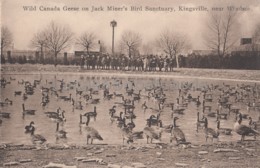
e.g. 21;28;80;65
0;73;259;145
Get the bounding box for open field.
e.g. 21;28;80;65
1;64;260;82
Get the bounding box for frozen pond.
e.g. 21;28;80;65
0;73;259;145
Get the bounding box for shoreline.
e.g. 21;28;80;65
1;140;260;168
1;64;260;82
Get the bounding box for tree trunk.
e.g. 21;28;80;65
176;55;179;68
1;43;3;58
128;47;131;58
54;52;58;66
40;45;44;64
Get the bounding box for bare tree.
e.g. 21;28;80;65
31;31;46;61
142;42;156;56
76;32;97;53
157;30;190;68
120;31;142;58
204;11;238;58
1;26;13;57
43;21;73;62
98;40;107;53
252;22;260;51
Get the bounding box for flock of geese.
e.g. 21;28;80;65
1;75;260;146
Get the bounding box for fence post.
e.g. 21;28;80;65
35;51;39;63
64;52;68;65
7;51;12;63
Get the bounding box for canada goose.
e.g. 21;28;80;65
217;109;228;120
240;113;249;119
9;76;16;81
0;99;12;107
64;94;72;101
207;111;217;118
132;90;141;100
73;100;83;110
146;114;162;127
116;112;125;128
70;80;77;85
143;119;162;144
4;98;12;105
171;103;185;116
126;117;136;131
141;101;148;112
131;131;144;140
83;106;97;121
124;109;136;120
76;88;83;96
124;100;135;111
22;104;36;116
56;122;67;139
248;117;255;128
176;98;188;108
110;111;121;124
57;94;72;101
25;121;35;134
41;87;49;93
89;97;100;104
121;123;134;145
50;110;66;123
30;126;47;144
18;79;24;85
170;117;186;144
204;117;219;142
120;96;130;104
196;96;201;107
187;94;193;100
104;93;113;100
84;115;103;144
196;112;205;132
0;112;10;118
114;92;123;98
216;119;232;135
41;96;49;108
120;122;143;145
109;105;116;114
249;116;260;131
126;88;134;96
44;107;61;118
23;93;28;101
14;91;22;96
234;113;259;141
33;79;41;85
247;102;256;113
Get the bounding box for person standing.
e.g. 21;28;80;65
143;56;147;71
80;55;85;69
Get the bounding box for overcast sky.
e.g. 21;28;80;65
2;0;260;53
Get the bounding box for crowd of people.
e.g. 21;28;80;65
80;54;176;71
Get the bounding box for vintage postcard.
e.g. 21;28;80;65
1;0;260;167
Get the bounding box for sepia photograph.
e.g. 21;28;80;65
1;0;260;167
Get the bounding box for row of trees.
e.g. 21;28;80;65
1;10;260;69
2;50;259;70
182;52;260;70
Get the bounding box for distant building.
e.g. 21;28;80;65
240;38;252;45
192;38;260;56
2;49;75;61
10;50;36;58
232;38;260;53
